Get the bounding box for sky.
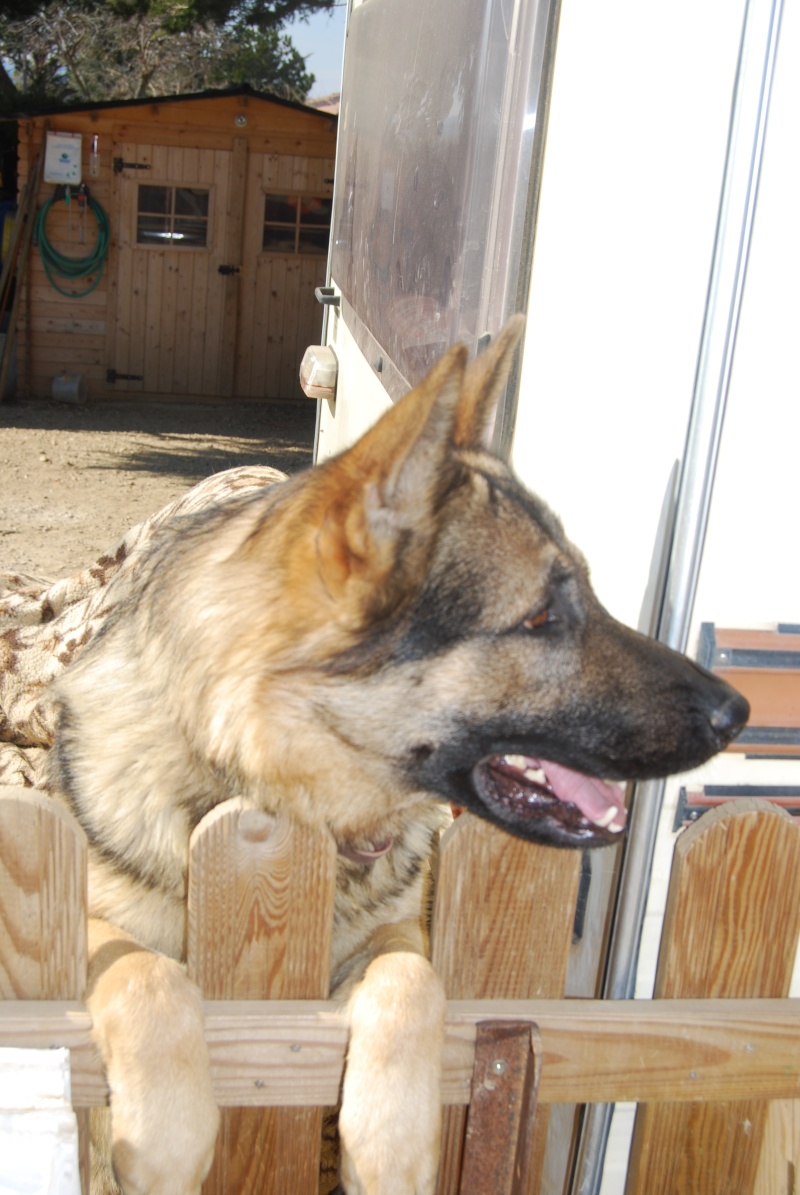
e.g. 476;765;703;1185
286;3;348;98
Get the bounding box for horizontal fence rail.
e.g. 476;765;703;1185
1;996;798;1108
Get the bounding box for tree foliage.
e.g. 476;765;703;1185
0;0;336;110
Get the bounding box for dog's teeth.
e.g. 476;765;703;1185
594;806;625;831
505;754;529;769
523;767;546;785
593;807;613;827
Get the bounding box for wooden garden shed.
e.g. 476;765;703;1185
13;86;337;402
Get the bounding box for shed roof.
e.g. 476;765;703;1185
6;83;337;124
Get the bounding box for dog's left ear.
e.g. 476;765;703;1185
454;314;526;450
314;342;468;598
314;315;524;607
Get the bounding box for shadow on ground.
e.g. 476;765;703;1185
1;399;317;479
0;399;317;437
98;439;313;479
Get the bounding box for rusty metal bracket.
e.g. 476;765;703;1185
459;1020;542;1194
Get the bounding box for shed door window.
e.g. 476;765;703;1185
137;185;210;246
262;194;332;255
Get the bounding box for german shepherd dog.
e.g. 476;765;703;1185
45;317;747;1194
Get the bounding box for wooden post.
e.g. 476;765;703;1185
0;127;47;402
188;798;337;1195
0;786;90;1191
626;800;800;1195
218;135;247;397
431;813;581;1194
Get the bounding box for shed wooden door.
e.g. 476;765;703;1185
233;152;331;399
110;139;331;400
110;139;245;398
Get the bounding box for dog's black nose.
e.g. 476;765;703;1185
709;688;750;743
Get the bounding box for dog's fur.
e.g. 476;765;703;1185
42;317;747;1194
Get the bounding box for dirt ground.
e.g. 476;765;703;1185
0;397;317;579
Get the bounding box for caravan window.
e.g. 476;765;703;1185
329;0;557;395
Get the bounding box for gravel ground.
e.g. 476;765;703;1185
0;398;317;579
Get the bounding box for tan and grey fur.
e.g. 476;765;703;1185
40;317;747;1194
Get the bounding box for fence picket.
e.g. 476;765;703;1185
626;800;800;1195
431;812;581;1195
0;785;90;1191
188;798;337;1195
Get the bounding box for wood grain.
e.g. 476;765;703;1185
3;793;799;1193
188;799;336;1195
2;996;799;1109
626;801;800;1195
431;813;581;1195
0;787;87;1001
753;1099;800;1195
0;787;90;1191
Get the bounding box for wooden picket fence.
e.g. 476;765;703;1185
1;784;799;1195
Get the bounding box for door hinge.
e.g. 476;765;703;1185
218;264;241;276
113;158;152;174
107;368;144;383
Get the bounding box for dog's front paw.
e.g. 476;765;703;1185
88;942;219;1195
339;952;445;1195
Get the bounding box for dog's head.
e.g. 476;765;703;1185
203;318;749;848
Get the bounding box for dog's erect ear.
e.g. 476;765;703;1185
316;342;468;598
352;340;468;511
315;316;523;604
454;314;526;450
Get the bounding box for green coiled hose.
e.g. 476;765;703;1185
34;193;111;298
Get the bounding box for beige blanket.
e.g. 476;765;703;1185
0;465;286;788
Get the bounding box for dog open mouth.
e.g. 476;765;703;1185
472;754;627;846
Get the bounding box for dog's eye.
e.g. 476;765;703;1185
522;608;555;631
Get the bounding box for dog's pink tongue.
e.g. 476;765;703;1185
542;760;627;832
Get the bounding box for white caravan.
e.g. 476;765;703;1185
304;1;799;1190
